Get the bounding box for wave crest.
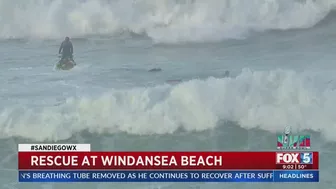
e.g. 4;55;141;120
1;69;336;141
0;0;335;43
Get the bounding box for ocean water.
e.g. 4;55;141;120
1;0;336;188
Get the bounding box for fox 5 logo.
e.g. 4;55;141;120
276;152;313;164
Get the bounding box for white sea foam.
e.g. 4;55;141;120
0;0;335;43
0;69;335;141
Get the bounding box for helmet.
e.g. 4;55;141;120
65;37;70;41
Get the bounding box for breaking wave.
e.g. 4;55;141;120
0;0;335;43
1;69;335;141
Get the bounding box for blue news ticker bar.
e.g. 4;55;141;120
18;170;319;182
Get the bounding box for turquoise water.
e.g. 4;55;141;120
1;0;336;188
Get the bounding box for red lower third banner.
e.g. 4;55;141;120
18;152;319;170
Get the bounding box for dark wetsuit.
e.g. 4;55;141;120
59;40;73;60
